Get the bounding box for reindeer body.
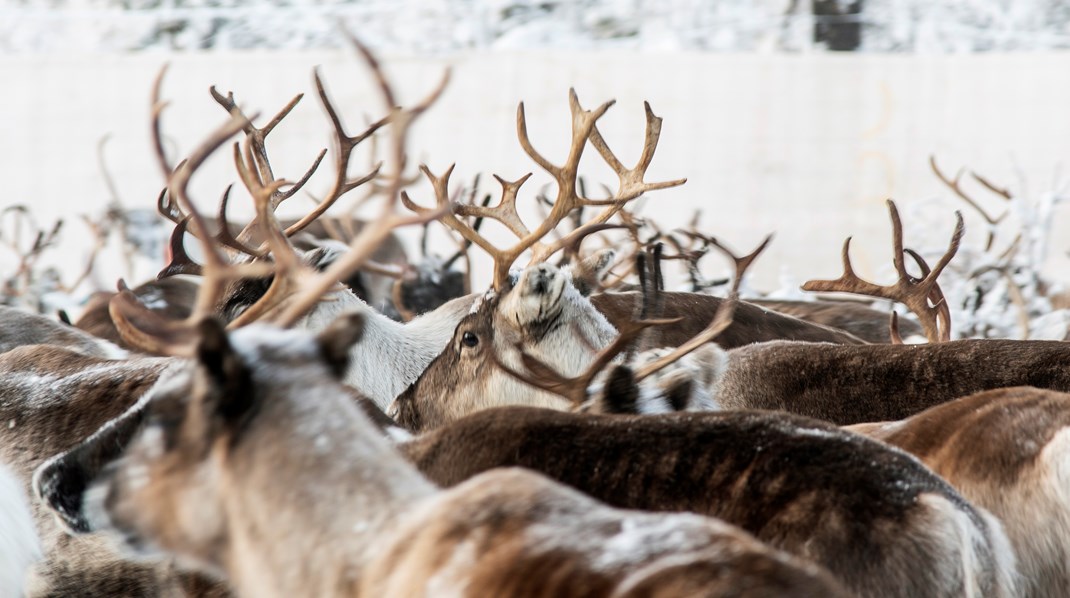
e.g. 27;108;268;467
400;405;1017;598
718;338;1070;424
85;320;847;598
849;386;1070;598
0;306;127;359
750;298;923;343
591;292;867;348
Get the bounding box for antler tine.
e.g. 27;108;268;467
802;200;963;343
902;248;952;343
970;171;1013;200
150;64;174;181
931;156;1006;249
492;317;682;405
633;293;739;382
263;34;451;328
213;185;266;257
157;217;204;279
889;311;904;344
687;232;774;295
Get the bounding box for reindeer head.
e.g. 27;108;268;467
83;315;365;572
391;262;615;431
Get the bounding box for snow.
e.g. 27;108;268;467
3;1;1070;54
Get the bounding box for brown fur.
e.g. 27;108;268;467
591;292;868;348
849;386;1070;598
718;338;1070;424
75;278;199;350
751;299;923;343
399;405;1016;598
0;345;228;597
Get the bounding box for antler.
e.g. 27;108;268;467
403;90;685;289
802;199;964;343
227;33;451;328
930;156;1008;251
111;106;275;356
680;230;774;295
490;317;681;406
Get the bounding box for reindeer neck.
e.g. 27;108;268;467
302;291;477;410
219;385;436;598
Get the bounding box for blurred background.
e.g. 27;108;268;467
2;0;1070;336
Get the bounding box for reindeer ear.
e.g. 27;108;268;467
570;248;617;296
664;378;693;412
601;365;639;414
195;318;254;423
316;313;366;379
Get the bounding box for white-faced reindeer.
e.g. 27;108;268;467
391;238;864;430
848;386;1070;598
83;313;849;598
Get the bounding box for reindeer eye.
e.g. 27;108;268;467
461;331;479;348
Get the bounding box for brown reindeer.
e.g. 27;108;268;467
848;386;1070;598
83;315;848;598
0;306;128;359
74;276;200;350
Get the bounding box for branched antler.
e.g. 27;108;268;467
403;90;685;290
802;199;964;342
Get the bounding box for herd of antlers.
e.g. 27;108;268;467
3;34;1070;598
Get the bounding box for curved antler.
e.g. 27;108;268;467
802;199;964;343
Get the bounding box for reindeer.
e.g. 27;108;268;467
392;243;863;430
0;305;128;359
82;312;849;598
847;386;1070;598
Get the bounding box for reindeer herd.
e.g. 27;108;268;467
2;37;1070;598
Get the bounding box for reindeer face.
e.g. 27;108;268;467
83;316;365;572
391;263;617;431
499;263;569;338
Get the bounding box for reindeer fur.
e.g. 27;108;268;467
0;344;228;597
0;306;127;359
849;386;1070;598
716;338;1070;424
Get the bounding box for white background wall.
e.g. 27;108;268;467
3;49;1070;296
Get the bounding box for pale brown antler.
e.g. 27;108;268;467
403;91;685;290
931;156;1008;251
111;109;275;356
490;317;682;405
227;33;451;328
802;199;964;343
